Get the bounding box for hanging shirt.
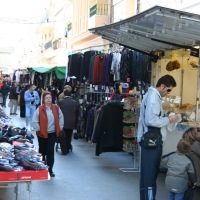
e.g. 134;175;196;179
111;52;121;81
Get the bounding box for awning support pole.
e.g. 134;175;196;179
195;46;200;122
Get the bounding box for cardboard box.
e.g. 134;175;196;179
0;171;18;181
17;170;49;181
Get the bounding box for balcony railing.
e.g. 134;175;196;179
53;38;61;50
44;40;52;50
90;4;110;17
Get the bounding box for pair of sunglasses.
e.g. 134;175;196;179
163;85;172;93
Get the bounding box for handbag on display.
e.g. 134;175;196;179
143;126;162;148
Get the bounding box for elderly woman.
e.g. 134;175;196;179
32;91;64;177
182;127;200;200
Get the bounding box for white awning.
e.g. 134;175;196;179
89;6;200;60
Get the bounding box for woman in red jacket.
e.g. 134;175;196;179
32;91;64;177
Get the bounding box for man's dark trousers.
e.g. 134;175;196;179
140;143;163;200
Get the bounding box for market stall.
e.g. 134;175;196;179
89;5;200;154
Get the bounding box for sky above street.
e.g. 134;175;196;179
0;0;49;47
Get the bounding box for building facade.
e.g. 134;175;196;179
33;0;137;68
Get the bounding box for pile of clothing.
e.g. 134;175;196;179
0;125;34;144
0;141;48;172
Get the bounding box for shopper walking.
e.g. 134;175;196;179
1;80;10;108
58;85;72;100
24;84;40;130
161;139;196;200
137;74;179;200
57;85;79;154
182;127;200;200
9;81;18;115
19;84;29;118
32;91;64;177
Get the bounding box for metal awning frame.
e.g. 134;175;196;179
90;6;200;55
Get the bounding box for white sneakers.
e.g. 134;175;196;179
26;126;34;131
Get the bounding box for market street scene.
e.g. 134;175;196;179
0;0;200;200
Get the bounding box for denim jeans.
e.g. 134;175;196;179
25;104;36;127
168;191;184;200
2;95;7;107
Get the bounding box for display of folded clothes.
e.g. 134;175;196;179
0;107;48;172
0;125;34;144
123;126;137;138
123;111;137;123
0;141;48;172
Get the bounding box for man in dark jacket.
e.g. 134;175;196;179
1;80;10;108
9;81;18;115
57;85;79;154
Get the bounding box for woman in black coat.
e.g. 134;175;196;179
19;84;30;117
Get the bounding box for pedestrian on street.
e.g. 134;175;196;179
24;84;40;130
19;84;30;118
137;74;178;200
161;139;196;200
182;127;200;200
9;81;18;115
57;85;79;154
1;80;10;108
58;84;72;100
32;91;64;177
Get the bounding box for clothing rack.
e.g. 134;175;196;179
85;90;112;104
72;43;112;54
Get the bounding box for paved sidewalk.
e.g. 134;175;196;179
0;104;168;200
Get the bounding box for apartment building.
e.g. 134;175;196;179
34;0;137;67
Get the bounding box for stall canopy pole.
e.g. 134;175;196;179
195;46;200;122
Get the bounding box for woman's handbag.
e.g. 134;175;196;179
60;130;66;138
73;129;78;140
143;127;162;148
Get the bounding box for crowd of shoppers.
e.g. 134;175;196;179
0;74;199;200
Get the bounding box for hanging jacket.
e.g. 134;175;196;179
92;102;123;156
